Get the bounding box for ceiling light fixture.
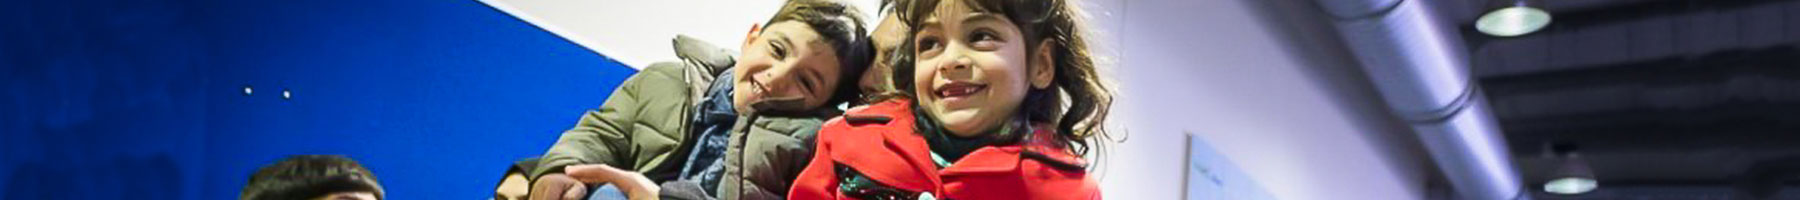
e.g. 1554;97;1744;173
1475;0;1551;37
1543;142;1597;195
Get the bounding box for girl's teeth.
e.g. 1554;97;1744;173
941;86;981;97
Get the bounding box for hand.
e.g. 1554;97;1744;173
531;173;588;200
564;164;661;200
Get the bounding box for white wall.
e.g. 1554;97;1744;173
478;0;882;69
1100;0;1429;199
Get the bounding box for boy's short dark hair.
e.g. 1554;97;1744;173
241;155;385;200
762;0;872;106
494;158;539;189
879;0;903;13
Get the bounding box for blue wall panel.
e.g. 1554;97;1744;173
1;0;637;199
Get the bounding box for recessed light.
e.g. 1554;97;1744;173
1543;177;1596;195
1475;6;1551;37
1543;142;1596;195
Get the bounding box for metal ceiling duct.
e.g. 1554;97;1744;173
1308;0;1528;199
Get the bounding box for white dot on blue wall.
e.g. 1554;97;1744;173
282;89;292;100
243;85;254;96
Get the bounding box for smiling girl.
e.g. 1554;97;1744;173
788;0;1112;199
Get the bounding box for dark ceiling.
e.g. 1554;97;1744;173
1443;0;1800;198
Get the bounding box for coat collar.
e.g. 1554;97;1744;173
828;99;940;191
828;99;1091;189
940;123;1089;175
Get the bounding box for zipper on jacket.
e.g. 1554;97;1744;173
644;76;704;183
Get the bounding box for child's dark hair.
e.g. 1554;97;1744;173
892;0;1115;157
240;155;384;200
763;0;873;106
493;158;539;192
852;0;916;104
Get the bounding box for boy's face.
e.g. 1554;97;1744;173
733;21;844;113
859;13;907;102
311;191;377;200
912;0;1045;137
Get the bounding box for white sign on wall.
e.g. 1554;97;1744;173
1186;132;1275;200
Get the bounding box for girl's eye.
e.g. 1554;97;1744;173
969;31;1002;50
970;31;997;42
916;36;943;57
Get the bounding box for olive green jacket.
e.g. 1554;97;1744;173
533;35;833;200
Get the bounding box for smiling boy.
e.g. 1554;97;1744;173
527;0;871;200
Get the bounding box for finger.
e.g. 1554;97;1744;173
625;184;661;200
623;174;656;192
617;173;660;200
563;164;600;173
564;164;621;183
629;192;660;200
562;184;588;200
529;187;558;200
531;183;563;200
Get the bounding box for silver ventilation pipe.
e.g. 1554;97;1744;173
1309;0;1527;199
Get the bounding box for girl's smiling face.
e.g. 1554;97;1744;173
911;0;1054;137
